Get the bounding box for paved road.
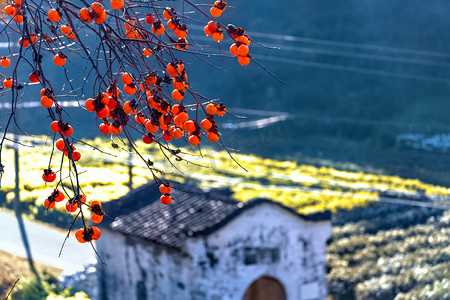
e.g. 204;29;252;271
0;209;96;272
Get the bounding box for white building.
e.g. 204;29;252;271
97;182;331;300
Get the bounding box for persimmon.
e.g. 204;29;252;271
143;48;152;57
63;144;76;157
67;32;77;40
163;7;174;19
18;37;29;47
216;105;227;116
106;85;120;96
75;226;101;242
174;26;188;38
189;135;200;146
41;96;54;108
204;26;213;36
55;138;65;151
124;83;136;95
163;130;172;142
47;9;60;22
167;19;177;30
159;183;172;194
200;119;212;131
75;229;87;243
237;44;249;56
79;8;92;22
53;189;65;202
95;11;107;24
96;106;109;118
110;123;122;134
238;55;251;66
212;31;223;42
53;53;67;66
61;25;72;35
99;123;111;135
14;0;21;5
121;72;132;84
236;35;250;46
107;97;117;110
207;131;220;143
206;104;218;115
160;195;172;205
166;62;180;77
210;6;222;18
13;14;23;23
4;5;16;16
151;22;165;35
123;101;136;114
110;0;124;10
172;78;187;91
90;2;104;16
90;200;102;209
29;70;40;83
229;43;239;56
171;104;181;115
142;133;154;144
171;89;184;101
90;201;104;223
176;37;189;50
85;98;95;111
170;126;184;139
42;169;56;182
207;21;218;33
92;214;103;223
145;120;158;133
134;113;146;125
174;111;188;124
91;226;101;240
44;199;56;209
3;78;12;89
185;120;196;133
145;73;157;85
145;13;155;25
72;150;81;161
62;124;74;136
50;120;60;132
66;200;78;212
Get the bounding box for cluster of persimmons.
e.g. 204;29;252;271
1;0;253;245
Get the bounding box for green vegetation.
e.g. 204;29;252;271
10;271;89;300
0;250;62;299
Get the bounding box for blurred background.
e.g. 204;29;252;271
1;0;450;299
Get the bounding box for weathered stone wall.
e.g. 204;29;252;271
185;203;331;300
98;203;331;300
97;229;191;300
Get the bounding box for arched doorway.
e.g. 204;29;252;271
242;276;286;300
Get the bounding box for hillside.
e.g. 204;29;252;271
0;135;448;299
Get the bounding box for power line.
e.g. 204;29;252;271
187;34;450;83
246;30;450;60
254;42;450;68
254;54;450;83
189;25;450;59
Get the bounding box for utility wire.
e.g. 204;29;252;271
189;25;450;59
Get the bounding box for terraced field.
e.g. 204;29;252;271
1;135;449;299
1;135;449;219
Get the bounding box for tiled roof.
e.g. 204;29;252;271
102;181;331;249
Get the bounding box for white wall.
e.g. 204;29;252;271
185;203;331;300
98;203;331;300
97;229;191;300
